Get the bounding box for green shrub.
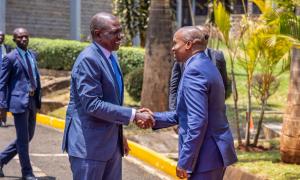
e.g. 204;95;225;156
125;67;144;101
4;35;144;72
117;47;144;76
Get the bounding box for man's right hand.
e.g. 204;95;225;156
133;111;155;129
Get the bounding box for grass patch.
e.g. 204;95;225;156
236;150;300;179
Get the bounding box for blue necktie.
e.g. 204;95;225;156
25;52;37;90
110;54;122;97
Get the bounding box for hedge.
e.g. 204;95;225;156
125;67;144;101
4;35;144;74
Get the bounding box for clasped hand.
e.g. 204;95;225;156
133;108;155;129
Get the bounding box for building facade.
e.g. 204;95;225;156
1;0;112;40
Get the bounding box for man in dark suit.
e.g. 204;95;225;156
62;12;153;180
0;31;12;127
143;26;237;179
169;25;228;111
0;28;41;180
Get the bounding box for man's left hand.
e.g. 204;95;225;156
123;137;130;156
176;166;188;179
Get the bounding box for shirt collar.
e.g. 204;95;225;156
184;49;208;68
184;53;200;68
16;47;29;56
94;42;111;60
204;48;208;56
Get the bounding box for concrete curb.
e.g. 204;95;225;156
30;113;179;179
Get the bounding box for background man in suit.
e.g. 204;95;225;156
0;28;41;180
145;26;237;179
62;12;153;180
0;31;12;127
169;25;228;111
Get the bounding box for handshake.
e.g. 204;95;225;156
133;108;155;129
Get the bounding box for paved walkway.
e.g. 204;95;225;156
0;117;167;180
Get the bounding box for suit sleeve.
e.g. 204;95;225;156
152;111;178;130
169;62;182;111
0;56;12;109
177;67;209;173
74;57;132;125
215;51;228;97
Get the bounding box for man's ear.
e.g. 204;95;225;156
185;41;192;50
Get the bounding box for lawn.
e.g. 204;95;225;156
236;140;300;180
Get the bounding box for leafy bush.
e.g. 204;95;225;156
4;36;144;72
117;47;144;76
125;67;144;101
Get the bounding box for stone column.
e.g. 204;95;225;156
70;0;81;40
0;0;6;32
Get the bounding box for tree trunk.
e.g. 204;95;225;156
253;99;266;146
280;46;300;164
245;77;252;147
230;57;242;146
141;0;174;111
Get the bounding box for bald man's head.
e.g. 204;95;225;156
90;12;118;39
13;28;29;50
175;26;207;49
90;12;123;51
172;26;207;62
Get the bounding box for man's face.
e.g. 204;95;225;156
13;29;29;51
0;33;4;44
99;19;123;52
172;31;189;62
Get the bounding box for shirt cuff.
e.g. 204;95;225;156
130;108;136;122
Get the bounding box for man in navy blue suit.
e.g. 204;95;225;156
0;28;41;180
0;31;12;127
141;26;237;179
62;12;153;180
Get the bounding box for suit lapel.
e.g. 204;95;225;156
15;50;30;79
29;51;41;89
92;43;122;105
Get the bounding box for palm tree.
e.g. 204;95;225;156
279;3;300;164
141;0;174;111
253;0;300;164
214;0;242;146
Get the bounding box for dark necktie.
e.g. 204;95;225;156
109;54;122;97
25;52;36;90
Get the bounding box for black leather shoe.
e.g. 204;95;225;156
0;161;4;177
22;175;37;180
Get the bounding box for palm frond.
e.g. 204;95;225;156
279;13;300;41
213;0;230;42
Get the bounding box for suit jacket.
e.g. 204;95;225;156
0;49;41;113
154;52;237;174
4;44;12;54
62;42;132;161
169;48;228;111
